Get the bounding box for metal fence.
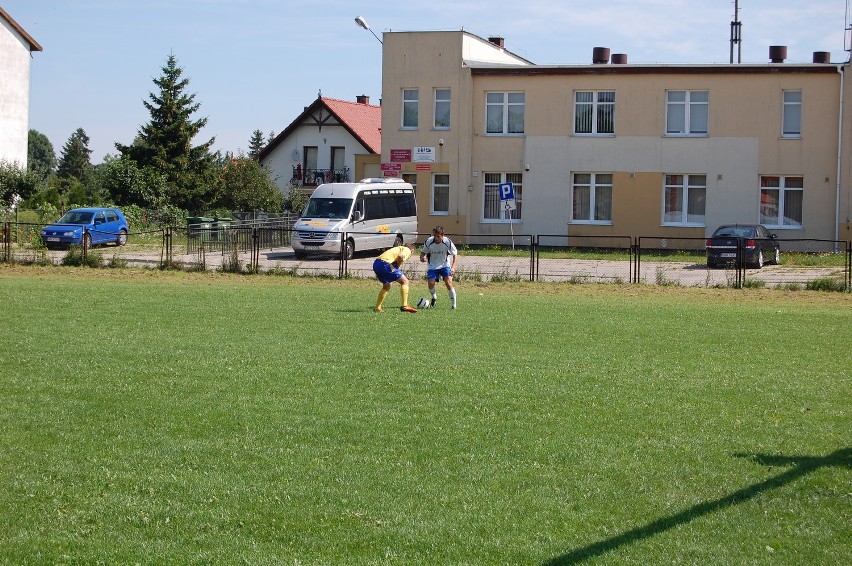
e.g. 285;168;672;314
3;220;850;291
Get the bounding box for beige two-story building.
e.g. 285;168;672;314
379;30;851;243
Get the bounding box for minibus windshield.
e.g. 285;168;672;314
302;198;353;219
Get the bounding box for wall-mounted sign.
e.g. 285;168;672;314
381;162;402;171
413;147;436;163
383;171;399;177
415;164;432;171
390;149;412;162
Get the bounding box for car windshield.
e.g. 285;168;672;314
56;211;94;224
302;198;353;219
714;226;755;238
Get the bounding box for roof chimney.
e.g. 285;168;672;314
356;94;370;105
611;53;628;64
812;51;831;63
488;36;505;49
769;45;787;63
592;47;610;64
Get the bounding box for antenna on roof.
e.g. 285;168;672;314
730;0;742;64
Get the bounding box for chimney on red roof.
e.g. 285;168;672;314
488;36;505;48
356;94;370;105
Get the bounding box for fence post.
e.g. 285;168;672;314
252;227;260;272
632;238;640;284
530;236;536;281
847;241;851;292
2;222;8;262
82;227;88;262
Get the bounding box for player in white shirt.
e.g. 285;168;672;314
419;226;458;309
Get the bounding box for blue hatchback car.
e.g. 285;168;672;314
40;207;129;249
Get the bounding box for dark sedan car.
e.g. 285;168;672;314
706;224;780;269
40;207;129;249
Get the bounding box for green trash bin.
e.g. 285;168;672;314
187;216;214;240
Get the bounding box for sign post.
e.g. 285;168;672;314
499;182;516;250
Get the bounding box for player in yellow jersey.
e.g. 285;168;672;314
372;243;418;313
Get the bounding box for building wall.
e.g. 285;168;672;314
381;30;850;242
0;16;32;168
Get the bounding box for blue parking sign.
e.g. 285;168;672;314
499;182;515;200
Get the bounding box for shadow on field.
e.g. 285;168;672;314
543;447;850;565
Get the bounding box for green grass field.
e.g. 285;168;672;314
1;266;849;565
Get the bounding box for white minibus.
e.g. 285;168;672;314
292;178;417;259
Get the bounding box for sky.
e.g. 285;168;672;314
4;0;851;164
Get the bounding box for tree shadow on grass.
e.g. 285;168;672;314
543;447;850;565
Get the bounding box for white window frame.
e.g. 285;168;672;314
434;88;451;130
760;175;804;228
570;173;613;224
662;174;706;226
431;174;449;215
485;92;525;135
782;90;802;138
402;88;419;130
574;91;615;135
666;90;708;136
482;172;522;222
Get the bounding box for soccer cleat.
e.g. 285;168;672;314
400;305;417;313
430;297;436;307
375;307;384;313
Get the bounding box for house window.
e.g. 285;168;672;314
434;89;451;129
483;173;522;221
663;174;706;225
432;174;449;214
402;89;418;129
574;91;615;135
666;90;708;135
304;146;319;184
486;92;525;134
760;175;803;228
782;91;802;137
571;173;613;223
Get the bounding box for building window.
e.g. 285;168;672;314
666;90;708;135
402;89;419;129
432;174;449;214
760;175;803;227
663;174;706;225
486;92;525;134
483;173;522;221
434;89;451;129
574;91;615;135
782;91;802;137
571;173;612;223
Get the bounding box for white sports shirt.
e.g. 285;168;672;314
421;236;458;270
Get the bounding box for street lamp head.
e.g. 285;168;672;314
354;15;383;44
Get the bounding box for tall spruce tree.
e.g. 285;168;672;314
248;130;265;159
57;128;93;185
116;54;217;211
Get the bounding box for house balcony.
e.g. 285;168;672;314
291;166;350;186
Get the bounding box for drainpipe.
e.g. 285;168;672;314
836;63;846;246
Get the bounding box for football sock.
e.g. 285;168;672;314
449;288;456;308
376;288;389;310
401;284;410;306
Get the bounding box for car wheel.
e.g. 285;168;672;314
755;250;764;269
393;234;404;247
117;229;128;246
774;248;781;265
83;233;93;249
706;259;716;269
344;239;355;260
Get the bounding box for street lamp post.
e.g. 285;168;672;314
354;16;382;44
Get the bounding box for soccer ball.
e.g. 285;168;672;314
416;297;431;309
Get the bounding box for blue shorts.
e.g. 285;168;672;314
373;258;403;284
427;266;452;281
